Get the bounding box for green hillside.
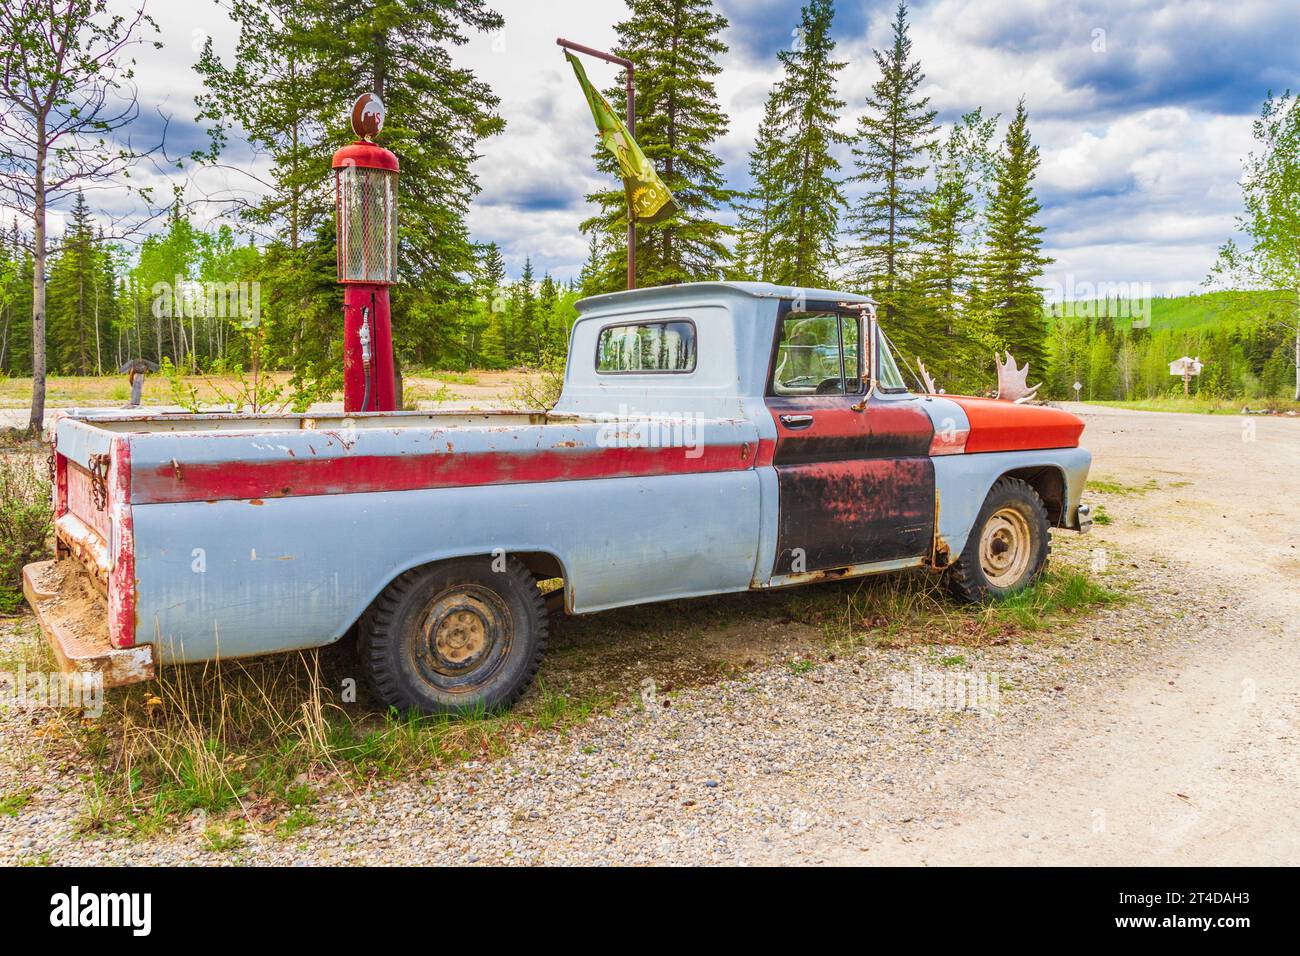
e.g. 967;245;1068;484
1046;289;1289;334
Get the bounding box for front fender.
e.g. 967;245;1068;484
932;447;1092;562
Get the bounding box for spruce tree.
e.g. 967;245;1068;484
479;242;507;309
537;272;561;357
511;257;537;364
46;190;102;375
910;110;997;389
196;0;505;373
733;96;782;282
979;100;1052;373
847;1;936;321
578;233;604;297
0;222;20;374
582;0;735;291
762;0;847;288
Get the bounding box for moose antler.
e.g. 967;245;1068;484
995;350;1041;403
916;358;938;394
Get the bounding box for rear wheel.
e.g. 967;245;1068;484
947;477;1050;603
360;556;547;715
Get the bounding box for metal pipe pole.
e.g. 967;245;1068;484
556;37;635;290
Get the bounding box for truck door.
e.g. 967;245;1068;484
765;304;935;576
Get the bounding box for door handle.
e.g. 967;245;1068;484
779;414;814;430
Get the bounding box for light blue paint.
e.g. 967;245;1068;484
134;469;763;663
932;446;1093;559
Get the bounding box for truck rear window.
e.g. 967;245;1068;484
596;320;696;373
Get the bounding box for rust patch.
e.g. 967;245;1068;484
249;498;265;506
773;457;935;574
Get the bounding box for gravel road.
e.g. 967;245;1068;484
1;404;1296;865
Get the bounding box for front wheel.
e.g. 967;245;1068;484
359;556;548;715
947;477;1050;603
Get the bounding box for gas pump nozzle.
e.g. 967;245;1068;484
359;306;373;365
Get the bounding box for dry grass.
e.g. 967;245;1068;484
0;370;533;411
73;639;608;837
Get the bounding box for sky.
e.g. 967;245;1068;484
80;0;1300;299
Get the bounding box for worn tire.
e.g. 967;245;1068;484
359;556;548;715
947;477;1050;604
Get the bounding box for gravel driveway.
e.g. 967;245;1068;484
2;404;1296;865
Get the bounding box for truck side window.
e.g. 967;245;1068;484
770;313;865;396
596;320;696;373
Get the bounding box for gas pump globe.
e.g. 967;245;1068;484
333;92;398;412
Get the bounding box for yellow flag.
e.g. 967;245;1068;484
565;52;677;225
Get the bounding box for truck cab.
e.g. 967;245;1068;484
562;281;1089;587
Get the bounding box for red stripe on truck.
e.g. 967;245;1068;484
131;442;758;504
108;436;137;649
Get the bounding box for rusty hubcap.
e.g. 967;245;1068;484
417;588;509;684
979;507;1032;589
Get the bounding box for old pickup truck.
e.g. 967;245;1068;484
25;281;1091;713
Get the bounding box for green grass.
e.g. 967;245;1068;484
1091;505;1113;525
1088;396;1300;415
777;561;1123;658
0;786;35;816
202;819;246;853
274;808;318;839
429;371;479;386
983;568;1125;632
1087;477;1156;496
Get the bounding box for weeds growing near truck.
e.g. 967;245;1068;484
50;545;1121;839
0;449;53;614
73;642;609;838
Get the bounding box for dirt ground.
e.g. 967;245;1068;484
789;403;1300;865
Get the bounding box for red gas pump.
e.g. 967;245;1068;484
333;93;398;413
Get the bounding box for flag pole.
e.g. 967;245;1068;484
556;37;635;290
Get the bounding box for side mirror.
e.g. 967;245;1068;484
850;311;876;412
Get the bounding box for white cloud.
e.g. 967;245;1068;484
81;0;1280;296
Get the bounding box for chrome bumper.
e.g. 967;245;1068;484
1075;502;1093;534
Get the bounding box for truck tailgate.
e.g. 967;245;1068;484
49;414;139;653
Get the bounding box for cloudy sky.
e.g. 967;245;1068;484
87;0;1298;298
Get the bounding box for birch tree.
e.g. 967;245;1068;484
0;0;162;431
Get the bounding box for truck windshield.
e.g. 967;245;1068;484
876;331;908;392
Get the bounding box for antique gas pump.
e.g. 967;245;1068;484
333;93;398;412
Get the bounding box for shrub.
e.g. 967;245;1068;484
0;451;53;614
